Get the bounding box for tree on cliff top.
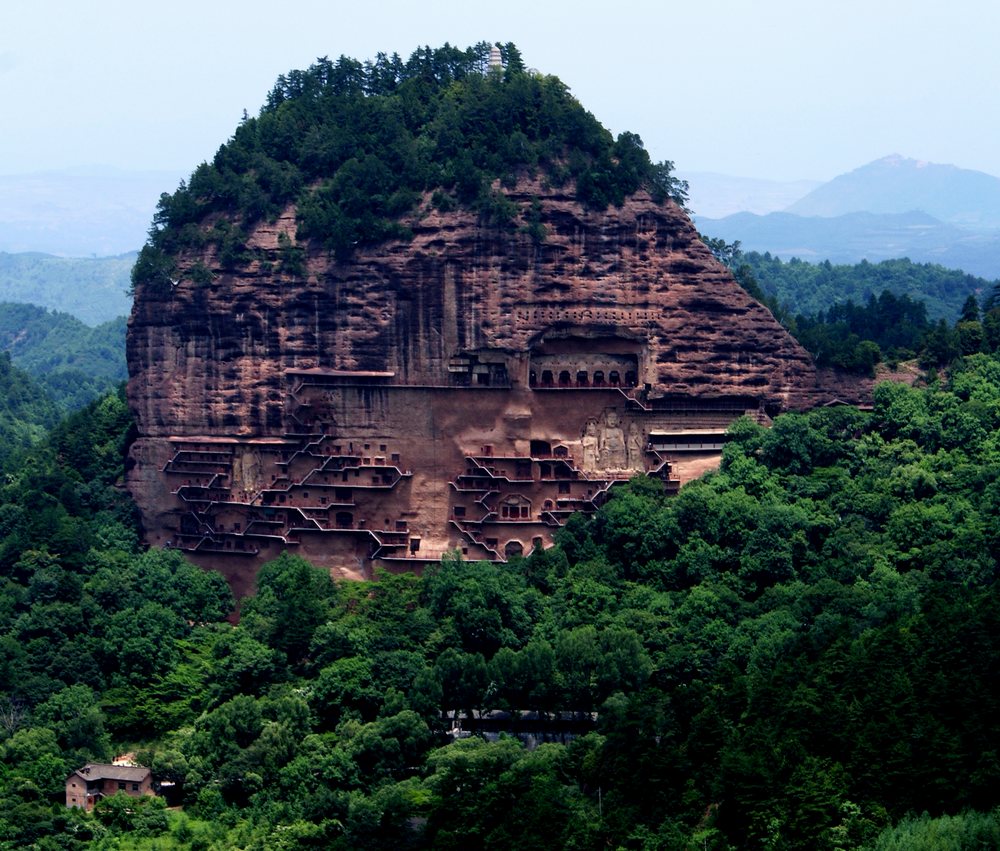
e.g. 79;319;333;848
134;41;687;289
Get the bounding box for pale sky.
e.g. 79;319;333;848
4;0;1000;182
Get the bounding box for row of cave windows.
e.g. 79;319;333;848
244;509;405;532
498;498;593;514
477;442;570;459
453;491;572;522
261;471;394;505
529;369;637;388
205;495;572;538
277;443;400;462
324;447;402;465
181;527;538;562
176;441;395;456
458;539;537;558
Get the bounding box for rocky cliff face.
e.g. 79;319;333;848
127;182;830;594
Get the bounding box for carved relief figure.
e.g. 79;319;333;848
627;422;646;470
600;410;627;470
232;448;263;496
581;419;599;471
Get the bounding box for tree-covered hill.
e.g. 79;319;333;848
0;303;126;412
10;38;1000;851
0;252;133;326
741;252;993;322
0;351;59;471
703;238;1000;375
4;353;1000;847
135;42;687;291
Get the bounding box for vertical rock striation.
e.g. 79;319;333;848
127;182;830;594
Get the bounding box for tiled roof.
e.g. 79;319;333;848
70;763;151;783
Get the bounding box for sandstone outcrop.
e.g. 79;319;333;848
127;181;829;593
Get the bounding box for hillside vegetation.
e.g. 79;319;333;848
702;239;1000;376
134;42;687;292
2;348;1000;847
742;252;992;322
0;352;59;471
6;40;1000;851
0;303;127;411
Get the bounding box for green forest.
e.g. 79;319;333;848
738;253;990;322
0;351;59;471
3;333;1000;848
0;303;127;412
702;238;1000;376
6;37;1000;851
134;41;687;294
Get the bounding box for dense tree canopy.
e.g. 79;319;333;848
738;252;992;323
134;42;688;294
9;39;1000;850
0;351;58;471
2;350;1000;847
703;239;1000;374
0;303;126;412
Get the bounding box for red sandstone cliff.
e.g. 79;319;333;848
126;181;832;591
129;183;822;435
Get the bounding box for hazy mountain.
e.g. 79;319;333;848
696;209;1000;280
681;171;820;218
786;155;1000;228
0;251;134;325
0;166;183;257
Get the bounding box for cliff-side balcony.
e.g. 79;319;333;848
283;424;324;440
191;536;260;556
287;516;324;533
163;459;231;476
242;530;298;546
375;545;460;563
555;497;597;511
297;473;363;494
244;519;285;536
354;463;411;481
169;448;234;460
170;533;213;552
372;529;409;545
449;475;496;493
298;462;407;488
462;461;532;486
478;515;544;528
465;455;531;482
169;472;224;493
279;451;356;474
453;527;500;559
299;506;333;520
174;486;232;504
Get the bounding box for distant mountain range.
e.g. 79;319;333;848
786;155;1000;229
681;172;822;218
695;155;1000;281
696;210;1000;281
0;302;127;410
0;252;134;325
0;166;184;257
